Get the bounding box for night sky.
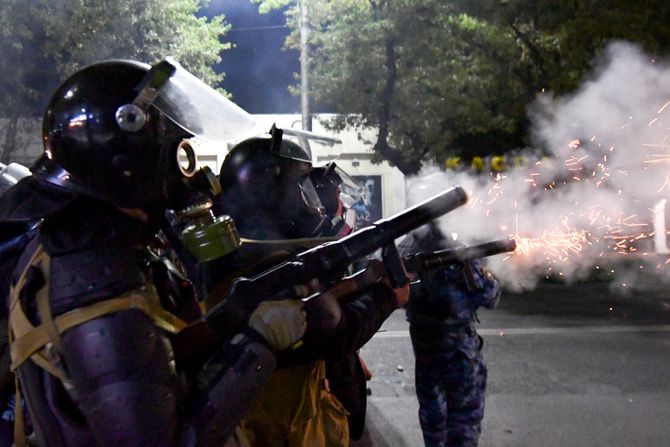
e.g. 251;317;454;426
204;0;301;114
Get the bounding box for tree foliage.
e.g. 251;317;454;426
254;0;670;175
452;0;670;93
0;0;230;162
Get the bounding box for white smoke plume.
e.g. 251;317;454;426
406;41;670;291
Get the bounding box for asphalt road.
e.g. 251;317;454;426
357;282;670;447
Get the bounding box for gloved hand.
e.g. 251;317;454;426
248;300;307;351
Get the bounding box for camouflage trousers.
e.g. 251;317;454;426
412;335;487;447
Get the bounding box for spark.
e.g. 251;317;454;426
513;230;588;261
657;100;670;114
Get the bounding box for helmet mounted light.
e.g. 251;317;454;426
115;58;176;132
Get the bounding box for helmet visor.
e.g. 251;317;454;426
300;176;324;211
278;136;313;163
148;59;256;142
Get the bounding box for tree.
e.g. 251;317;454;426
253;0;670;175
253;0;541;174
452;0;670;93
0;0;230;163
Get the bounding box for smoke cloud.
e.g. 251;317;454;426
407;41;670;292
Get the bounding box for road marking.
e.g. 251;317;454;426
374;324;670;338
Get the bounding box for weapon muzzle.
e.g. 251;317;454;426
335;186;468;261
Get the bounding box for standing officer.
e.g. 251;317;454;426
399;223;501;447
0;59;306;447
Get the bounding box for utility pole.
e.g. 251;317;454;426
299;0;312;131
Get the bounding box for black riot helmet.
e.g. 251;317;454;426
309;161;355;237
33;58;255;214
218;126;327;239
310;162;343;219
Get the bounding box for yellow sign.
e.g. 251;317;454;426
443;155;547;172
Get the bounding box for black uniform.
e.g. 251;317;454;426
401;226;501;447
1;58;297;447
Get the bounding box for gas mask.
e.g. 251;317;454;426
114;58;256;262
173;199;241;263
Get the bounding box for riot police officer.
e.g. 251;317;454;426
0;59;306;447
206;128;409;446
399;223;501;447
